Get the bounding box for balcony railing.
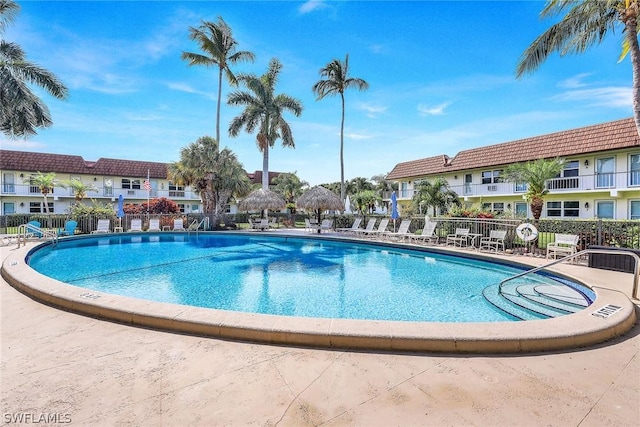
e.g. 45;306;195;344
389;170;639;200
0;183;198;200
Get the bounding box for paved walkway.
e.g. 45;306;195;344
1;241;639;426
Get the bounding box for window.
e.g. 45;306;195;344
122;179;141;190
515;202;527;217
481;170;502;184
169;182;185;197
3;202;15;214
596;157;615;188
514;182;527;192
546;201;579;217
464;174;473;195
562;160;579;178
631;201;640;220
191;204;200;213
177;204;185;213
400;182;409;198
482;202;504;213
630;153;640;186
29;201;53;213
596;201;615;219
2;173;15;193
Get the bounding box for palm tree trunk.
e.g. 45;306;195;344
216;68;223;150
625;6;640;136
340;93;346;203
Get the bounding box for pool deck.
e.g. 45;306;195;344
1;232;639;425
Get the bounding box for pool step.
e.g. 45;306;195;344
483;281;591;321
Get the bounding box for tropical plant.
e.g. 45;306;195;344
346;176;374;196
23;171;64;213
516;0;640;133
318;181;341;195
182;17;255;147
371;173;397;200
168;136;250;225
0;0;68;138
273;172;308;213
503;158;566;220
412;177;461;217
228;58;304;190
68;199;114;218
63;178;98;203
312;54;369;202
352;190;381;215
123;197;180;215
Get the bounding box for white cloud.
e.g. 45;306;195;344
0;139;47;150
417;102;451;116
358;103;387;118
345;132;371;141
552;87;632;108
558;73;592;89
167;82;216;100
299;1;328;14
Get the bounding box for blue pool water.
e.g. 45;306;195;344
28;233;591;323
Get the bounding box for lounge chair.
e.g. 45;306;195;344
128;219;143;232
172;218;185;231
352;218;377;237
25;220;42;238
362;218;389;238
91;219;111;234
269;217;278;229
479;230;507;253
58;220;78;236
319;219;333;233
381;219;412;241
446;228;470;247
256;218;270;231
336;217;362;233
409;221;439;245
546;233;579;260
148;218;161;232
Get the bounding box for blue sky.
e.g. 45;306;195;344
2;0;633;185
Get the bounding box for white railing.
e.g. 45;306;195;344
0;183;198;200
17;223;58;247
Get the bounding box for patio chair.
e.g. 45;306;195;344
319;219;334;233
91;219;111;234
546;233;579;260
446;228;470;247
409;221;439;245
24;220;42;238
58;220;78;236
148;218;161;232
336;217;362;233
269;217;278;229
479;230;507;253
352;218;377;237
128;219;143;232
362;218;389;239
382;219;412;241
172;218;185;231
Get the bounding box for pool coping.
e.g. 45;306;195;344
1;232;637;353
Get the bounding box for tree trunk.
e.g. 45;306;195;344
216;67;223;150
624;5;640;138
339;92;346;204
530;197;544;221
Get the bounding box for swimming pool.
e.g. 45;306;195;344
27;233;593;323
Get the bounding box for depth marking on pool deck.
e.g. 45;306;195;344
591;304;623;319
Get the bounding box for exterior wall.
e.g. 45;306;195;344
390;148;640;220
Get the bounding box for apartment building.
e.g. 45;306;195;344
386;117;640;220
0;150;278;215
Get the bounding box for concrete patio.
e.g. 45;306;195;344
1;239;639;426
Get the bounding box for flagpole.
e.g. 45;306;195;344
147;169;150;217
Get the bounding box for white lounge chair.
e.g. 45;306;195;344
382;219;412;241
148;218;161;232
479;230;507;253
352;218;377;237
319;219;333;233
546;233;579;259
172;218;185;231
336;217;362;233
91;219;111;234
128;219;142;232
446;228;470;247
409;221;439;245
362;218;389;238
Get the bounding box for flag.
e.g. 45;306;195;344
143;179;151;192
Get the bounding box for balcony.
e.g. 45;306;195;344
0;183;199;200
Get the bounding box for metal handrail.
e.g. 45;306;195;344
498;249;639;300
17;223;58;248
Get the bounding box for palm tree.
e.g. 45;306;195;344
517;0;640;133
353;190;381;215
182;17;255;147
312;54;369;202
412;177;461;217
0;0;68;138
228;58;303;191
63;178;98;204
346;177;374;196
24;171;64;213
503;158;566;221
168;136;250;224
273;172;308;212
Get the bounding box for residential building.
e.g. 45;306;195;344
386;117;640;220
0;150;279;215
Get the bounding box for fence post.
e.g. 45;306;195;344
597;218;603;246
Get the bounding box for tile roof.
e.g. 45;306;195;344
386;117;640;180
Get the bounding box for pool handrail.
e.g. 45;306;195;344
498;249;639;300
17;223;58;248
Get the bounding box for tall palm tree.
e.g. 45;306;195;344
25;171;64;214
182;17;255;147
273;172;308;212
228;58;303;190
0;0;68;138
517;0;640;134
503;158;566;221
168;136;250;224
312;54;369;202
63;178;98;204
412;177;460;217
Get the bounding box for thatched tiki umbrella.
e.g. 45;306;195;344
297;186;344;233
238;189;286;219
